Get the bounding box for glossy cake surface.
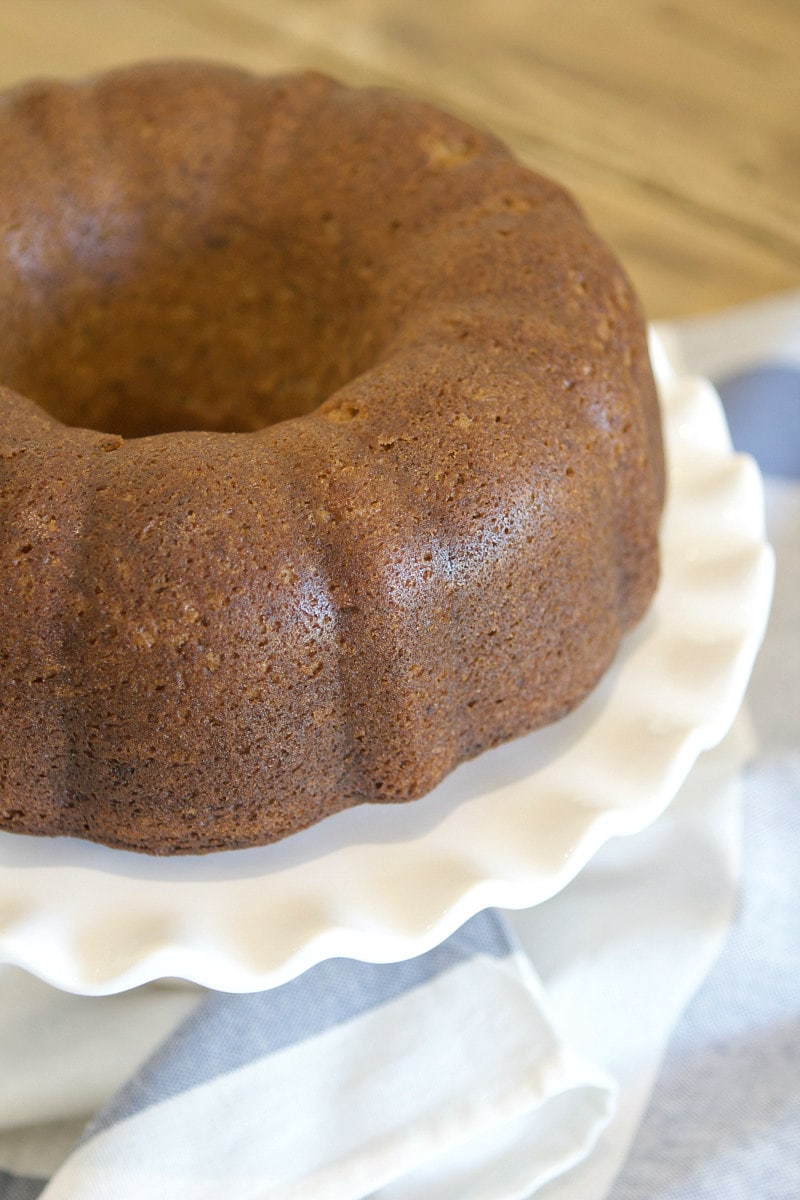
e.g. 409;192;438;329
0;63;664;853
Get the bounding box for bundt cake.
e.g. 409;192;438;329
0;63;664;854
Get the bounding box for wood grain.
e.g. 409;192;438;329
0;0;797;316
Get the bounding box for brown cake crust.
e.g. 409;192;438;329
0;63;664;853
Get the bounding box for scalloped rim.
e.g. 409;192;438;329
0;330;775;994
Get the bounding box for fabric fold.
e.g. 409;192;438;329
1;913;615;1200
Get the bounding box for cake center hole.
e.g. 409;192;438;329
2;230;376;438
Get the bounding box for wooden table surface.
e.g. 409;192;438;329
0;0;797;319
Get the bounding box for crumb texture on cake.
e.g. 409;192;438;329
0;63;664;853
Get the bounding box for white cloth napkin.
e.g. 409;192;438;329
2;293;797;1199
0;727;742;1200
0;915;616;1200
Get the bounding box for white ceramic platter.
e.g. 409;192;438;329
0;331;774;995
